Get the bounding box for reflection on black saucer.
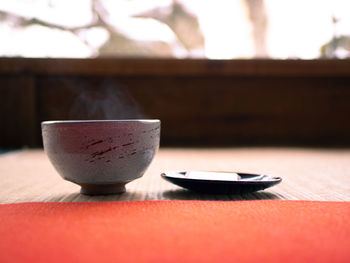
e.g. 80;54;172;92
161;171;282;194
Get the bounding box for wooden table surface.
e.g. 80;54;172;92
0;148;349;203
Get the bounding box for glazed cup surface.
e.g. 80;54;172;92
42;120;160;195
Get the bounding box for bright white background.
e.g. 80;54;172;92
0;0;349;58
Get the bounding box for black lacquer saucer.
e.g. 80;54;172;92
161;171;282;194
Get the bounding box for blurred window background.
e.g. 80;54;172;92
0;0;349;59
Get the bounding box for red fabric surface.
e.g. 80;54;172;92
0;200;349;263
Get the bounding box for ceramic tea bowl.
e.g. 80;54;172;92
42;120;160;195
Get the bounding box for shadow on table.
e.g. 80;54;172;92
43;191;146;202
42;190;281;202
162;189;281;201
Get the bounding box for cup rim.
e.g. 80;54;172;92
42;119;160;125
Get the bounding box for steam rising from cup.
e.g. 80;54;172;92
69;81;145;120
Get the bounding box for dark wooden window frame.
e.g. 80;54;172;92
1;58;350;147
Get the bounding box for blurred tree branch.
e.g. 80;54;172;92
0;10;99;33
320;36;350;58
133;0;204;53
245;0;268;57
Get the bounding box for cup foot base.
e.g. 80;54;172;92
79;183;126;195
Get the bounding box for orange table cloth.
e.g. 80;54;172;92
0;200;349;263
